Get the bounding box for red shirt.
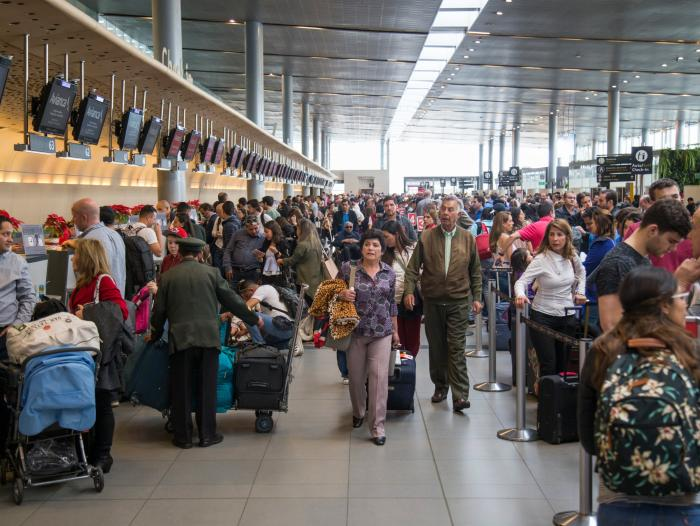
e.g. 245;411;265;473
69;274;128;320
160;253;182;275
624;221;692;273
518;216;554;250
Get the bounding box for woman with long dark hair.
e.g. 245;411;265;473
579;267;700;524
381;221;420;356
173;212;197;239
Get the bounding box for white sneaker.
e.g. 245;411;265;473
342;377;350;385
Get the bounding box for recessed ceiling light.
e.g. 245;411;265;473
585;97;590;100
634;74;640;78
474;40;481;44
463;55;470;59
228;19;236;23
441;85;446;88
677;56;684;61
496;11;503;15
468;48;475;52
661;63;668;67
611;85;617;88
593;93;598;96
696;49;700;53
454;67;460;70
623;80;628;83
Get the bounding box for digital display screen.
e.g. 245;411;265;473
164;125;185;158
212;139;225;165
244;152;258;172
258;157;268;175
33;77;77;136
118;108;143;150
228;145;242;168
201;136;216;163
0;56;11;106
181;130;201;161
138;116;162;155
72;93;109;145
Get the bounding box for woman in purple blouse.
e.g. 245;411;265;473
338;229;400;446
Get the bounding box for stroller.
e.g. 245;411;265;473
0;347;104;504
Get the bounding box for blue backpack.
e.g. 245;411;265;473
594;348;700;496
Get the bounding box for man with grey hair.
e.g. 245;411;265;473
404;195;482;412
415;189;433;216
68;198;126;296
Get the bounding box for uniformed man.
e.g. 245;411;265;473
150;237;262;448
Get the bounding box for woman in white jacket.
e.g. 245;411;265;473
514;219;587;377
381;221;420;356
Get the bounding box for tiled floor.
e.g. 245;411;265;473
2;328;596;525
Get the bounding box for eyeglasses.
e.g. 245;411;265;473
672;291;692;309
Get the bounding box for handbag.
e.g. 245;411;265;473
475;223;492;260
323;255;339;280
326;265;358;351
131;286;152;335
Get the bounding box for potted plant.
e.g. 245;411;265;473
110;204;132;224
43;214;70;245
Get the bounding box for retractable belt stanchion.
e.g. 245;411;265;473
553;337;596;526
466;281;489;358
475;278;511;392
497;303;538;442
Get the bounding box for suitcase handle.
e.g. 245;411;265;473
248;381;270;389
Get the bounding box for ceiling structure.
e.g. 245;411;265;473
77;0;700;149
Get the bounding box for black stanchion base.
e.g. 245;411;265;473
553;511;597;526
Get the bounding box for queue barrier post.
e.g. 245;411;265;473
497;302;538;442
465;281;489;358
474;278;511;392
553;338;596;526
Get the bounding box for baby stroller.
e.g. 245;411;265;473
0;347;104;504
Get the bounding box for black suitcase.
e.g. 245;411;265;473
387;356;416;412
537;374;578;444
234;343;287;410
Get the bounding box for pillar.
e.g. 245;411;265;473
245;20;264;200
591;139;598;159
152;0;185;201
675;120;686;150
641;128;649;147
152;0;183;75
380;139;386;170
607;87;620;155
321;129;327;168
498;133;506;173
282;74;294;197
326;133;331;170
487;138;494;190
512;127;520;167
548;112;558;189
313;115;320;163
301;100;310;157
478;143;484;191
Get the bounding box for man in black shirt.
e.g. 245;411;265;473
594;199;695;331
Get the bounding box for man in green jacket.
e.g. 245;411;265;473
151;237;262;449
403;196;482;412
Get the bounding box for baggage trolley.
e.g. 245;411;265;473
0;347;104;504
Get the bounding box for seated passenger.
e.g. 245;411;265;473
332;221;361;262
579;266;700;525
237;280;294;347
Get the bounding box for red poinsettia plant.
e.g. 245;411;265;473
44;213;71;241
130;204;145;216
0;209;22;231
110;204;132;224
187;199;201;208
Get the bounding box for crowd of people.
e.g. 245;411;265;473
2;179;700;522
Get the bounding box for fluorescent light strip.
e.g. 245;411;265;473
386;2;487;140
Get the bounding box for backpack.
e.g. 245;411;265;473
119;227;155;296
594;347;700;497
261;285;308;321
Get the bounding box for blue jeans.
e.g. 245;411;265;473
337;350;348;378
598;502;700;526
247;313;293;347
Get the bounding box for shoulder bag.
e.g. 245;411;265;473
325;264;357;351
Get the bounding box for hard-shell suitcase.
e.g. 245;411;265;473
537;373;578;444
123;337;170;412
387;355;416;412
234;344;287;410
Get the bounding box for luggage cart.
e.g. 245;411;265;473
0;347;104;505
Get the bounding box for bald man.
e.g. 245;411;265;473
70;198;126;295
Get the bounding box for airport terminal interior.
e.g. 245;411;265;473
2;0;700;525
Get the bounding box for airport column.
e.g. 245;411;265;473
641;128;649;147
478;143;484;192
591;139;597;159
675;119;686;150
246;20;265;200
487;137;494;190
498;132;505;174
282;74;295;198
548;111;558;190
321;129;328;169
512;127;520;167
607;87;620;154
301;101;311;196
152;0;186;202
380;139;386;170
313;114;320;163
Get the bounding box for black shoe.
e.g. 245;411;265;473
431;388;448;403
95;455;113;474
372;436;386;446
199;433;224;448
172;438;193;449
352;416;364;428
453;399;471;412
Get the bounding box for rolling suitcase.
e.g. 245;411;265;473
387;354;416;412
537;373;578;444
123;337;170;412
234;343;287;410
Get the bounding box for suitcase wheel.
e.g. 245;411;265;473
92;467;105;493
255;412;274;433
12;478;23;505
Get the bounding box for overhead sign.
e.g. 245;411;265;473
500;167;521;186
596;155;634;184
631;146;653;176
439;178;446;186
483;171;493;184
